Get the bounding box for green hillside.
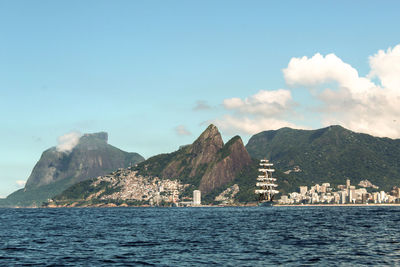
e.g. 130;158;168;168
246;125;400;191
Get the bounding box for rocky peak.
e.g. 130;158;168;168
79;132;109;147
160;124;224;179
191;124;224;155
199;135;252;194
136;124;251;196
196;124;220;140
221;136;248;157
24;132;143;190
82;132;108;143
186;124;225;175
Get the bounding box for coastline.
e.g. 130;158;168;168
275;203;400;207
45;203;400;208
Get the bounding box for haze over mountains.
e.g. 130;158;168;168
2;124;400;207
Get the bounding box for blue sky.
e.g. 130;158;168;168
1;0;400;197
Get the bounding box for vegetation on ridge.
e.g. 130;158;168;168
246;125;400;192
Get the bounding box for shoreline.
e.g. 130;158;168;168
4;202;400;208
275;203;400;207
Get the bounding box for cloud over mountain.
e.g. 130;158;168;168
214;43;400;138
15;180;26;187
214;89;301;135
56;131;82;152
223;89;293;117
284;44;400;138
213;115;300;135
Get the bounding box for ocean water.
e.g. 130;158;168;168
1;206;400;266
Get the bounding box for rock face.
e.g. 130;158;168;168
136;124;252;194
1;132;144;207
160;125;224;179
26;132;144;189
199;136;251;194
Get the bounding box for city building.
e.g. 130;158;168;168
193;190;201;206
279;179;400;205
299;186;308;195
340;191;346;204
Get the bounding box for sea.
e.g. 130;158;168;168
1;206;400;266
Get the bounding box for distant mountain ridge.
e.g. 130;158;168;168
0;132;144;207
4;124;400;207
48;125;253;206
246;125;400;191
46;124;400;207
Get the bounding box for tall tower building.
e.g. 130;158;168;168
193;190;201;206
341;191;346;204
362;193;368;204
346;179;351;188
348;188;356;203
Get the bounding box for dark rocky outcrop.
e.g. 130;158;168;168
199;136;251;194
160;124;224;180
135;124;252;195
26;132;143;189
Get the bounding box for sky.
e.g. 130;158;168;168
1;0;400;197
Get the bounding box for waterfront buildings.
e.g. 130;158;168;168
299;186;307;195
279;179;399;205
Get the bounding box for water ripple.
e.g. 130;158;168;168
1;206;400;266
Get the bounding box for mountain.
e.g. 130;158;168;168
0;132;144;207
135;124;252;194
47;125;253;207
246;125;400;192
13;124;399;207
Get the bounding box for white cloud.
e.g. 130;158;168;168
282;44;400;138
175;125;192;136
16;180;26;187
284;53;375;94
213;115;302;135
56;131;82;152
193;100;212;111
223;89;293;117
212;44;400;138
213;89;304;135
369;45;400;90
